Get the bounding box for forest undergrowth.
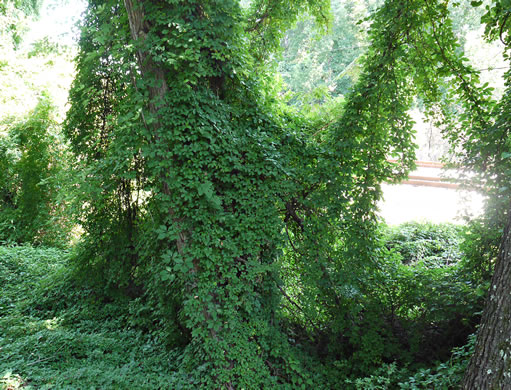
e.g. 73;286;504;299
0;222;484;389
0;245;182;389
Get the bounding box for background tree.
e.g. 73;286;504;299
277;0;380;106
0;94;72;246
0;0;41;48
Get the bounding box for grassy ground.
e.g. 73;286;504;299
0;245;181;389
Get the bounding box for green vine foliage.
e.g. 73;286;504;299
64;0;498;387
275;0;487;374
64;1;147;295
66;1;327;387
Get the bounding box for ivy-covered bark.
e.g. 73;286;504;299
459;75;511;387
121;1;283;387
458;1;511;386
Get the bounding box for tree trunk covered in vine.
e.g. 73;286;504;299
122;0;188;253
123;0;218;349
121;1;284;387
462;207;511;389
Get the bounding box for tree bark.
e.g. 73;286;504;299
462;205;511;389
123;0;188;253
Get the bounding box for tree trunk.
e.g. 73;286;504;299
123;0;187;252
462;206;511;389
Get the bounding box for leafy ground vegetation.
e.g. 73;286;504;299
0;246;182;389
2;0;511;388
0;223;484;389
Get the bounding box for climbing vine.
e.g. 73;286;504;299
65;0;506;387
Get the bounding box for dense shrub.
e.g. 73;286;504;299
382;222;464;266
279;222;483;383
349;335;475;389
459;216;502;283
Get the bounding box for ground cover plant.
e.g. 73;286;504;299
0;223;484;389
0;245;182;389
